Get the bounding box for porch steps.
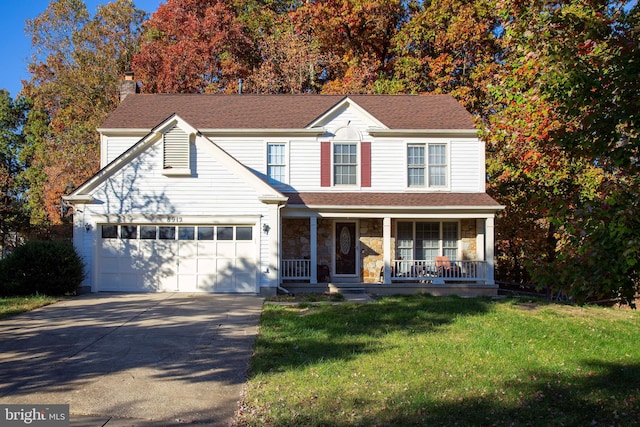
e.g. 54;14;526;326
329;284;366;294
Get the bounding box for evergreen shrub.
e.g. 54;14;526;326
0;240;84;296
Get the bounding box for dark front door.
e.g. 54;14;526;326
335;222;357;276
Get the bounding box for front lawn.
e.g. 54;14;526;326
0;295;58;319
235;295;640;426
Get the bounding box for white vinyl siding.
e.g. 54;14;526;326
450;139;484;192
104;137;140;167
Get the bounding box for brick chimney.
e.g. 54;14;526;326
119;71;138;102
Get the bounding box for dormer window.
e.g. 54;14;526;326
162;126;191;176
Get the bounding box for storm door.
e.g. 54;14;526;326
334;221;357;276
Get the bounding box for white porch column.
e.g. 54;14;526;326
267;204;281;291
485;216;495;285
383;217;392;284
310;216;318;284
476;219;486;262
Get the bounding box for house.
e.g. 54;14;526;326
64;91;504;296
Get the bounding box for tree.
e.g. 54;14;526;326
245;19;336;94
23;0;147;226
0;91;29;257
390;0;502;112
132;0;254;93
541;1;640;306
290;0;409;93
485;0;639;305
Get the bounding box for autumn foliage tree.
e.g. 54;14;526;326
391;0;502;113
23;0;146;226
290;0;409;93
485;0;639;304
132;0;254;93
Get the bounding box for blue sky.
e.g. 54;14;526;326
0;0;162;99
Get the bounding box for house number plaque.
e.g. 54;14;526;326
167;216;183;223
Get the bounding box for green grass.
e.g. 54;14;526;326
236;295;640;426
0;295;58;319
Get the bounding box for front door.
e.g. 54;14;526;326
334;222;357;276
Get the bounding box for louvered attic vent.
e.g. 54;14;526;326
162;126;191;176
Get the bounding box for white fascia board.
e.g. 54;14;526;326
97;128;151;136
307;97;388;129
367;128;479;137
258;195;289;204
283;205;505;217
199;128;326;137
62;195;94;203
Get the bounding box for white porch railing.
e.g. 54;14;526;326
281;259;312;280
281;258;488;283
389;259;488;283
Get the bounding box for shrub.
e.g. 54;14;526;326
0;240;85;296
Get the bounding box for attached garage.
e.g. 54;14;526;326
97;224;258;293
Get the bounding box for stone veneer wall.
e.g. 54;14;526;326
360;218;384;283
461;219;477;260
281;218;333;270
281;218;309;259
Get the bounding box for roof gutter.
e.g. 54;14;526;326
367;128;479;137
200;128;326;137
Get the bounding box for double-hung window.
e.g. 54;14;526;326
407;144;425;187
334;143;357;185
396;221;459;261
407;143;448;188
267;143;286;183
428;144;447;187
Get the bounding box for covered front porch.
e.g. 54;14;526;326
278;215;497;297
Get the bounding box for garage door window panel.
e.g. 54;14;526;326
236;226;253;241
140;226;157;239
122;226;137;239
159;226;176;240
217;226;233;240
102;225;118;239
178;226;195;240
198;227;214;240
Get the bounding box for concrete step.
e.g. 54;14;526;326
329;284;366;294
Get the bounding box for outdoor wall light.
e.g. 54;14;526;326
262;224;270;235
85;223;92;232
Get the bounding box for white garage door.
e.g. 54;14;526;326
98;224;257;293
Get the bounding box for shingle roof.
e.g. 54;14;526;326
284;192;502;209
100;94;475;130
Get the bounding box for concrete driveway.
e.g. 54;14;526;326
0;293;264;426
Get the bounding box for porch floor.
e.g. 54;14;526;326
280;282;498;298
